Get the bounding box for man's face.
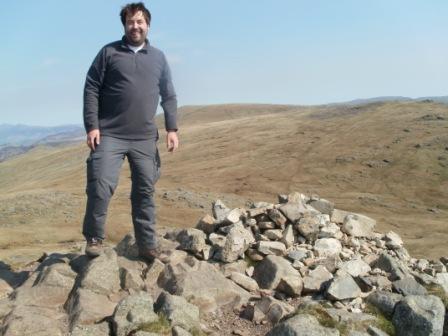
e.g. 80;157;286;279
124;10;149;46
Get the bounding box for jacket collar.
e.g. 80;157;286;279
120;36;150;53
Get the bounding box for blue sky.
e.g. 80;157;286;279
1;0;447;126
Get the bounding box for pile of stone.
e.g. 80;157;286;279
0;191;446;336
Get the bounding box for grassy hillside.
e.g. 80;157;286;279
0;101;447;264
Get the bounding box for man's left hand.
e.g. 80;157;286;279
166;131;179;152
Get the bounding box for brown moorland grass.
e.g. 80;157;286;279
0;101;447;265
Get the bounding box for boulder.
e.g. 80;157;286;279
176;228;208;255
230;272;259;292
373;252;410;281
264;229;284;241
79;248;120;295
366;290;403;318
342;214;376;238
154;291;200;331
215;223;255;262
331;209;351;224
296;215;321;242
314;238;342;257
212;199;231;222
195;214;216;234
384;231;404;250
257;241;287;256
338;258;371;277
309;198;334;215
253;255;302;296
326;274;362;301
70;322;110;336
392;277;428;296
392;295;445;336
112;292;159;336
282;224;295;247
266;313;340;336
268;208;288;228
255;296;295;324
303;265;333;293
158;259;250;312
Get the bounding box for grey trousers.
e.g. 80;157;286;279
82;135;161;249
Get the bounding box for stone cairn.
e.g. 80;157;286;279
0;192;447;336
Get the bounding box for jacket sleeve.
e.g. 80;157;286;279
159;53;178;131
83;47;107;133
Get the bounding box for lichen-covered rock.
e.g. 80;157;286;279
266;313;340;336
176;228;208;255
215;223;255;262
392;295;445;336
303;265;333;293
314;238;342;257
366;290;403;319
112;292;159;336
154;292;200;331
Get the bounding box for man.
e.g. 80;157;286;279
82;2;178;261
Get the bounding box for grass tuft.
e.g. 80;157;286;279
136;313;171;335
364;303;396;336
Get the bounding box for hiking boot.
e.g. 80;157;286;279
139;247;160;263
85;237;103;258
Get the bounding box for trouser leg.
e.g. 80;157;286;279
82;136;126;240
127;139;161;250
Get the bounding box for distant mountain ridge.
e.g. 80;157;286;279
0;124;84;146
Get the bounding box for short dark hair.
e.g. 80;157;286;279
120;2;151;26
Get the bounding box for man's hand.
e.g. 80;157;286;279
166;131;179;152
87;129;100;151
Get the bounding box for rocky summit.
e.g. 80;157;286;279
0;191;447;336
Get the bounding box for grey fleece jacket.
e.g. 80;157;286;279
83;36;177;140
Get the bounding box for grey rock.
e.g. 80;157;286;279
393;295;445;336
266;313;340;336
264;229;284;240
279;201;315;223
70;322;110;336
240;304;265;323
154;291;200;331
392;277;428;296
144;258;165;289
255;296;295;324
112;291;159;336
1;305;66;336
296;215;321;242
79;248;120;295
225;208;245;224
366;290;403;318
195;214;216;234
208;232;226;247
303;265;333;293
324;308;376;323
257;241;287;256
282;224;295;247
230;272;259;292
435;273;448;293
158;259;250;312
326;274;362;300
373;252;410;281
309;198;334;215
176;228;208;255
319;222;343;240
253;255;301;294
268;208;288;228
220;260;247;277
342;214;376;238
314;238;342;257
215;223;255;262
384;231;404;250
287;248;310;262
65;288;117;328
339;258;371;277
213;199;231;222
331;209;351;224
115;233;140;258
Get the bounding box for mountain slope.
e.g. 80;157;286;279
0;101;447;263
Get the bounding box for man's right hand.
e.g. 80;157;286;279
87;129;100;151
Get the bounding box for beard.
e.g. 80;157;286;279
126;28;147;46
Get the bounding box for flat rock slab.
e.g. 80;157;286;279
392;277;427;296
326;275;361;301
366;290;403;318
